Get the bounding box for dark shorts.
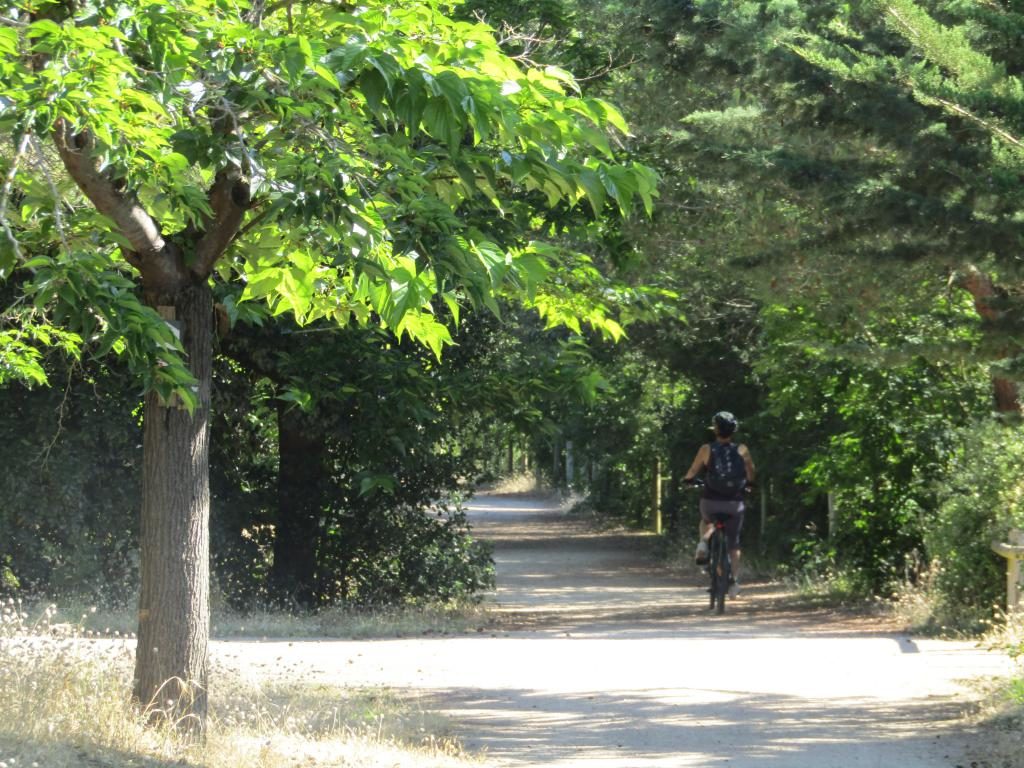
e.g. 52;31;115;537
700;498;744;550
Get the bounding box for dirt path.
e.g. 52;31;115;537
218;493;1013;767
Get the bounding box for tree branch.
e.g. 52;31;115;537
192;166;251;278
232;199;272;244
53;119;187;292
53;120;164;256
0;133;31;265
927;93;1024;151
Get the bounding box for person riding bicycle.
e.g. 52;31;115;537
683;411;755;596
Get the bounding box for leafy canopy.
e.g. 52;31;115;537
0;0;656;402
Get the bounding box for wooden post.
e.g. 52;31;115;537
565;440;574;490
534;448;542;490
991;530;1024;613
760;482;768;554
653;458;662;535
552;437;561;486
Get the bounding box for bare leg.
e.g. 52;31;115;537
730;549;741;583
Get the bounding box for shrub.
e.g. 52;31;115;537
923;426;1024;631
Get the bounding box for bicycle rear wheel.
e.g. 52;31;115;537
708;530;728;613
714;539;730;615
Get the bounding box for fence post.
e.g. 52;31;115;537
760;482;768;555
653;458;663;535
991;530;1024;613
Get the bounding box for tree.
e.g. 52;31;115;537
0;0;654;729
787;0;1024;409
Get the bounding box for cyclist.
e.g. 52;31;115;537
683;411;755;596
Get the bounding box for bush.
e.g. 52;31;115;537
315;495;495;608
922;426;1024;631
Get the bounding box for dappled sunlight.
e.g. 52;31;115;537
466;495;919;642
181;490;1017;767
424;685;972;767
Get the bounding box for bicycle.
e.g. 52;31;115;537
685;478;734;615
706;513;732;615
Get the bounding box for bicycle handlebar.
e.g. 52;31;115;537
684;477;755;493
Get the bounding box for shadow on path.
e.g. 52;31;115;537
439;492;1004;767
427;685;970;767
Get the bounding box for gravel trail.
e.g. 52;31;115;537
217;493;1013;767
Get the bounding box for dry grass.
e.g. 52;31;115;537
31;599;494;641
955;612;1024;768
479;474;558;497
212;601;493;640
0;599;480;768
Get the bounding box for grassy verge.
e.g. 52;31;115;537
963;614;1024;768
15;598;494;641
212;601;493;640
0;599;477;768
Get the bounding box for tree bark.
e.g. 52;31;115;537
134;283;213;731
270;403;325;609
961;267;1021;413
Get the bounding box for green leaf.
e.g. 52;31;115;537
423;97;463;151
359;67;387;115
313;64;340;89
577;168;606;216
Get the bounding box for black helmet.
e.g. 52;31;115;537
711;411;738;436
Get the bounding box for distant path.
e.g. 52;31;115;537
218;493;1013;767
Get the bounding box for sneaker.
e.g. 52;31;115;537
695;540;709;565
728;581;741;599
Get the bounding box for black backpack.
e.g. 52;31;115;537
705;442;746;496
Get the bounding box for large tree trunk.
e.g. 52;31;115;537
134;283;213;730
52;83;248;737
270;403;325;609
961;267;1021;413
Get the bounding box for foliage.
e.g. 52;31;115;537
782;0;1024;370
0;0;655;397
923;427;1024;631
0;328;496;610
7;0;1024;645
208;321;502;610
756;292;992;593
318;498;494;607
